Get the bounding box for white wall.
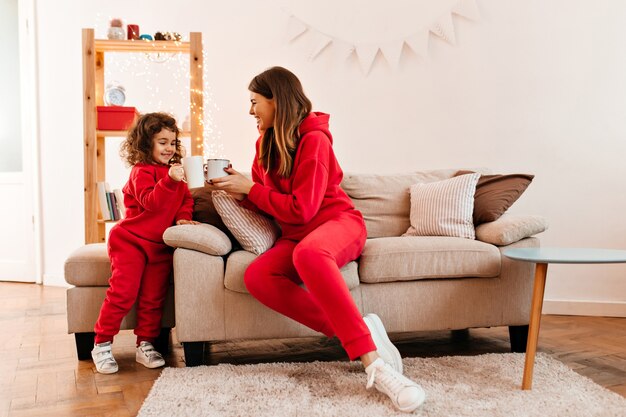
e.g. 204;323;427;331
35;0;626;315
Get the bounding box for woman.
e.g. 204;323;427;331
211;66;425;412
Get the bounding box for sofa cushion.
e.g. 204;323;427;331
64;243;111;286
455;170;535;225
224;250;360;294
403;173;480;239
476;214;548;246
358;236;501;283
341;169;487;238
212;190;280;255
163;223;232;256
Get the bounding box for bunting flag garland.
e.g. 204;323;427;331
404;31;430;61
285;0;479;74
429;12;456;45
452;0;481;21
286;17;307;41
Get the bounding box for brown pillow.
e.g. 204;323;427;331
190;186;234;239
454;170;534;225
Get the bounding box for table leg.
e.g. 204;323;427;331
522;262;548;390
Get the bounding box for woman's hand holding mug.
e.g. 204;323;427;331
210;166;254;201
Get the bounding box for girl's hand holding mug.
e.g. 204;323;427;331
176;219;200;225
169;163;186;182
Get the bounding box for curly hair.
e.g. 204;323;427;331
120;112;182;166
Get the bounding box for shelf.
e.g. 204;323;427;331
94;39;190;53
96;130;192;137
97;219;119;224
83;28;204;244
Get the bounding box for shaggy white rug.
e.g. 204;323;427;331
138;353;625;417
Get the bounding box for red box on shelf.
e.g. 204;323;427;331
97;106;139;130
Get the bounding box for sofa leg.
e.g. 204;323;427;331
451;329;470;341
154;327;171;355
509;325;529;353
183;342;205;366
74;332;95;360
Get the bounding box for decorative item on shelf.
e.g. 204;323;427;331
181;115;191;132
139;34;153;41
97;106;139;130
107;18;125;40
103;82;126;106
154;31;182;41
127;24;140;40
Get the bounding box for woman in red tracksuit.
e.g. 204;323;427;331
91;112;198;374
210;67;425;412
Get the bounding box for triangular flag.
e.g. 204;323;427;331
380;40;404;70
286;16;307;41
308;32;332;61
429;13;456;45
333;39;356;62
355;44;379;75
405;31;429;59
452;0;480;21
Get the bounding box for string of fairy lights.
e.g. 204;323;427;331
96;17;224;158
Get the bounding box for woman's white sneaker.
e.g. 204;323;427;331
363;313;403;374
91;342;119;374
365;358;425;413
136;341;165;369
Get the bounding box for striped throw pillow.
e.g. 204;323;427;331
403;173;480;239
211;190;279;255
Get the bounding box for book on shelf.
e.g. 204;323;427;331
113;189;126;219
97;182;111;221
97;182;126;221
107;191;120;220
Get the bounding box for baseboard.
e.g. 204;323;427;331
543;299;626;318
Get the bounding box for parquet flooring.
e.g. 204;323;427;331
0;281;624;416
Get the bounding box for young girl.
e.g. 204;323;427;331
210;67;426;412
91;112;198;374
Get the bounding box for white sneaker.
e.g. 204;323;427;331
364;313;403;374
136;341;165;369
365;358;425;413
91;342;118;374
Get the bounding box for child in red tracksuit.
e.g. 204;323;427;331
210;67;426;412
91;112;198;374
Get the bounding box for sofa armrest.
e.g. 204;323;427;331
173;248;226;341
475;214;548;246
164;224;232;256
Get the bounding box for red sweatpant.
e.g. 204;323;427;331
244;212;374;360
94;225;172;345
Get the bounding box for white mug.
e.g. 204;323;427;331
205;159;230;181
181;156;205;189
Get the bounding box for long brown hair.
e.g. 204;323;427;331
120;112;182;166
249;67;312;177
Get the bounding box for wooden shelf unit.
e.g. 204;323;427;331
82;28;204;244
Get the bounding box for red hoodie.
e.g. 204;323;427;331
119;163;194;243
240;112;361;241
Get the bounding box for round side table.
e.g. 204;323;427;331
503;247;626;390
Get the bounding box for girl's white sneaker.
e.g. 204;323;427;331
136;341;165;369
91;342;119;374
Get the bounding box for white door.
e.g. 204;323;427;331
0;0;39;283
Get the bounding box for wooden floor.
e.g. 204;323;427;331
1;282;624;417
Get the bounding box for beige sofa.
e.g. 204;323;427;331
64;244;176;360
169;169;547;366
